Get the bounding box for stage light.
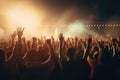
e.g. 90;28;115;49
7;8;37;27
65;21;87;37
6;6;40;38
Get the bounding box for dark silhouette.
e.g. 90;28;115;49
0;27;120;80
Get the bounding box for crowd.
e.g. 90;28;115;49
0;27;120;80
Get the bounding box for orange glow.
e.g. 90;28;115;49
0;29;4;38
6;7;40;38
7;8;38;28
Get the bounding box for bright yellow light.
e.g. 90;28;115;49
9;9;36;27
7;8;38;28
6;7;40;38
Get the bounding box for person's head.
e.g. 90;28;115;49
46;39;51;47
59;33;64;41
94;46;99;52
32;37;37;43
32;37;37;49
0;49;5;63
67;47;76;61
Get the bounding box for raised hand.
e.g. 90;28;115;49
46;39;51;46
17;27;24;38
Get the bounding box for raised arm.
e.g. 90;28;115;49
5;31;16;62
97;41;103;64
83;37;92;59
10;31;17;49
17;27;24;58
